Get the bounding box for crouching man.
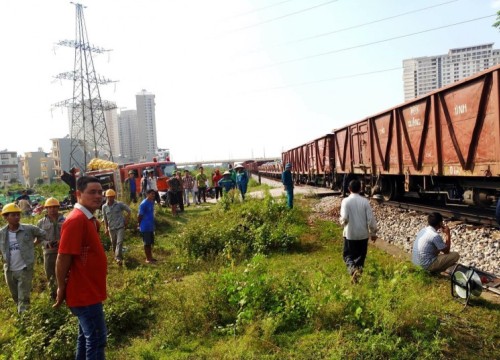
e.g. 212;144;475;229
412;212;460;273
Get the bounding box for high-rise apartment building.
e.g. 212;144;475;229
104;107;120;161
403;43;500;100
136;90;158;162
118;109;139;163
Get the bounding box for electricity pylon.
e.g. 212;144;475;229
54;2;116;172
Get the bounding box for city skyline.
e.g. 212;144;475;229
1;0;500;163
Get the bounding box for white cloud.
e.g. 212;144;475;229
492;0;500;9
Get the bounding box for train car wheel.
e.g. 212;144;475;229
381;178;394;201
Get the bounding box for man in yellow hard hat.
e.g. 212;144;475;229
0;203;47;313
36;197;65;298
102;189;131;266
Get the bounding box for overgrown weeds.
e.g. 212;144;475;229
0;190;499;359
180;192;303;262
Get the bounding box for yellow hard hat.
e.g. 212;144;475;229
1;203;22;215
44;197;60;207
105;189;117;197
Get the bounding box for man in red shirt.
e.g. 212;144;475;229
54;176;108;359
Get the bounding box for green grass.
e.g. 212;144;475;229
0;193;498;360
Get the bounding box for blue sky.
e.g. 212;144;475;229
1;0;499;163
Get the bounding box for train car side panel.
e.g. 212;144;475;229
369;110;399;175
437;72;499;177
333;127;351;173
398;98;435;175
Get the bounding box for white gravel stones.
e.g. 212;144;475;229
312;197;500;275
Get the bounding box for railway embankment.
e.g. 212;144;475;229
250;175;499;276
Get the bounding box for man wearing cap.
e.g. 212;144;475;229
218;171;236;194
282;163;294;209
235;165;249;200
124;171;138;203
36;197;65;298
102;189;131;266
0;203;47;313
54;176;108;359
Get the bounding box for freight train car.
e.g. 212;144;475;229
286;64;500;206
258;161;283;180
281;134;334;187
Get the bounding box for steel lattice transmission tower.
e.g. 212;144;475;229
54;3;116;172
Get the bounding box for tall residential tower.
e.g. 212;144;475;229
403;43;500;100
136;89;158;162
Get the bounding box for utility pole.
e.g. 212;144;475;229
53;2;116;172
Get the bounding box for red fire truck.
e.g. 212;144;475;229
120;159;177;194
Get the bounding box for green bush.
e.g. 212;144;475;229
104;287;150;345
181;193;302;262
212;255;315;334
10;297;77;360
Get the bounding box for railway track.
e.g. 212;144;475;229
383;200;497;226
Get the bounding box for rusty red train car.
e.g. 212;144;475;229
285;64;500;206
281;134;335;186
258;161;283;180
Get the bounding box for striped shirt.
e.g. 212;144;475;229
412;226;446;269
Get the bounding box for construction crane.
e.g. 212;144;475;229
53;2;117;173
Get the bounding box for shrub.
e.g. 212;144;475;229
12;297;77;360
181;193;302;262
212;255;315;334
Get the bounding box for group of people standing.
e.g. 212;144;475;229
0;177;108;358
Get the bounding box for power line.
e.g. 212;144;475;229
237;0;459;56
239;66;402;94
221;0;296;20
234;14;496;74
220;0;339;35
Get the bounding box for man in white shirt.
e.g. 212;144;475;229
339;179;378;284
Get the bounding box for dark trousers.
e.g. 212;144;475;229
70;303;107;360
343;238;368;275
198;187;207;203
177;191;184;211
214;186;222;200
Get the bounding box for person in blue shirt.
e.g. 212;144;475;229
282;163;294;209
138;189;157;264
124;171;138;203
412;212;459;273
218;171;236;194
235;165;249;200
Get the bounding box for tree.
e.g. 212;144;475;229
493;11;500;30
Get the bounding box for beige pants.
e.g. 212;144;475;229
5;267;34;313
427;252;460;273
